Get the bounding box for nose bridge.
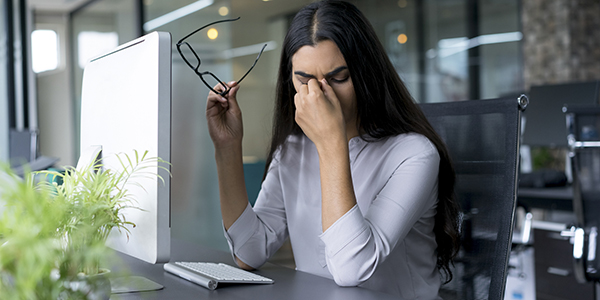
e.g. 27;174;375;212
316;65;333;81
313;69;325;81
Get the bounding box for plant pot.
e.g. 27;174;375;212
60;269;111;300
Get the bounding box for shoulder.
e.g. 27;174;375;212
376;133;439;160
353;133;440;177
271;134;312;164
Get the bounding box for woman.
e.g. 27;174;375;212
206;1;460;298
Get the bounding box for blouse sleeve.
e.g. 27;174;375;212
223;153;289;269
319;142;440;286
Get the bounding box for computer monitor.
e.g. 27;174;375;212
79;31;171;266
522;81;600;147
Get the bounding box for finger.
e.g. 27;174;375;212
209;83;229;103
297;80;309;96
225;81;239;98
223;81;243;113
293;92;301;111
207;91;226;108
319;78;338;104
208;93;225;104
213;81;227;92
307;78;322;95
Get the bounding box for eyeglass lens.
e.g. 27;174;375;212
199;72;230;95
178;42;200;71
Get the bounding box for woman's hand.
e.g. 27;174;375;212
294;78;346;152
206;81;243;149
207;81;248;231
295;79;356;231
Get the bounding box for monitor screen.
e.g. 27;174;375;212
79;31;171;264
522;81;600;147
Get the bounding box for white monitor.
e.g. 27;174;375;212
79;31;171;265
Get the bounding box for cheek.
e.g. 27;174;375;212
291;78;300;94
332;85;356;109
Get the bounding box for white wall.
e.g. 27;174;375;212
35;5;138;168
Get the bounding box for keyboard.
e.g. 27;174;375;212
163;262;274;290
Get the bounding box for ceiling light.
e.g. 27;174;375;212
436;31;523;58
218;6;229;16
144;0;214;32
207;28;218;40
397;34;407;44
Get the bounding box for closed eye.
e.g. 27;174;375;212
298;78;311;85
329;76;349;84
294;71;314;85
326;66;349;84
293;66;349;85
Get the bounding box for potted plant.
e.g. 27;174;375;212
0;150;167;299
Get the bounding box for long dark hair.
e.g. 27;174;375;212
264;0;460;282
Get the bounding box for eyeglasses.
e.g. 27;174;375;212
177;17;267;97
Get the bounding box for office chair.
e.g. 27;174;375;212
419;95;527;300
9;129;58;177
563;104;600;299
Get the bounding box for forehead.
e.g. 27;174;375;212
291;40;347;72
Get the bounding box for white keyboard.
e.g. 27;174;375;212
163;262;274;290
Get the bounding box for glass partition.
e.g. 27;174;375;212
147;0;237;251
0;0;9;162
479;0;523;99
68;0;523;253
423;0;469;103
141;0;523;252
143;0;314;251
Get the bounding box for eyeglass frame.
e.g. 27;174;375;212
176;17;267;97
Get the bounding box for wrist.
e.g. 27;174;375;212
214;142;243;161
316;137;349;162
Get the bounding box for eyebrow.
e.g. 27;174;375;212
294;66;348;79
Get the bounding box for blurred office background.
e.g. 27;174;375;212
1;0;600;299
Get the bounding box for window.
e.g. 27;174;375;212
31;29;59;73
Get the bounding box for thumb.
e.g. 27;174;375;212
224;81;242;112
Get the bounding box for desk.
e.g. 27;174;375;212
109;239;398;300
517;186;573;211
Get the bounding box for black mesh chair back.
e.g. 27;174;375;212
419;96;527;300
564;104;600;287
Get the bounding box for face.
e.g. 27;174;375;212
291;40;358;134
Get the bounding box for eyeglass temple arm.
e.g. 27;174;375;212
236;44;268;85
177;17;241;44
